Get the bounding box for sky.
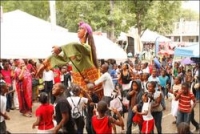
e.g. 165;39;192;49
182;1;199;13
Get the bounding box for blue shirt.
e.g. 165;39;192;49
110;69;118;86
159;76;169;88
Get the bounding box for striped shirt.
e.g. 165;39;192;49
178;92;195;113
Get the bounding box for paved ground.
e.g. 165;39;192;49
6;98;200;133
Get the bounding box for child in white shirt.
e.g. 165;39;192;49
133;92;155;134
0;82;10;134
110;86;124;133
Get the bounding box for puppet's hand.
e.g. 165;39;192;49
52;46;61;55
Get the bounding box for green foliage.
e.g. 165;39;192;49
1;0;185;38
147;1;182;35
1;1;49;20
178;8;199;21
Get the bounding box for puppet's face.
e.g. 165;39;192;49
78;27;86;39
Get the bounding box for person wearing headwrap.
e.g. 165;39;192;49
37;22;102;99
14;59;33;117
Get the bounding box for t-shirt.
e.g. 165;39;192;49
142;99;153;121
67;96;88;116
35;103;54;130
148;76;160;90
92;115;112;134
148;76;160;85
53;69;61;84
1;69;12;85
110;96;123;112
151;90;163;112
95;72;114;97
142;67;150;74
0;95;6;122
43;70;54;82
55;97;75;133
172;84;181;100
178;92;195;113
158;76;169;88
141;81;148;92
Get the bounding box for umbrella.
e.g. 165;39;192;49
181;57;194;65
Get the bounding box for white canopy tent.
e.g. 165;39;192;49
1;10;127;60
141;29;171;42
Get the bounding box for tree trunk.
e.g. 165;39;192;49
136;12;142;36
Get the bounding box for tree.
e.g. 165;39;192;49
178;8;199;21
1;1;49;20
1;0;183;39
148;1;182;35
127;0;154;35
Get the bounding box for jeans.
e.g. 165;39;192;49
161;87;168;98
6;86;13;110
190;109;199;129
196;90;200;100
85;105;94;134
6;93;12;110
102;96;112;115
44;81;55;104
176;110;191;126
74;116;85;134
160;93;166;109
126;108;135;134
152;111;163;134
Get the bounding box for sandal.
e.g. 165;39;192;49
29;113;32;117
23;113;32;117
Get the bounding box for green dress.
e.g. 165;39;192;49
47;42;102;96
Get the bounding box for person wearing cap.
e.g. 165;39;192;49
37;22;102;99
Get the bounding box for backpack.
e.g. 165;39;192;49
70;97;82;119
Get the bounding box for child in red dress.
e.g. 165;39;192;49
32;92;54;133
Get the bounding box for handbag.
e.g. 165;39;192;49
32;78;39;87
132;113;143;125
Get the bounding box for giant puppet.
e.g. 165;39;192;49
37;22;103;98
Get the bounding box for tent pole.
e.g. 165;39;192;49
171;56;175;88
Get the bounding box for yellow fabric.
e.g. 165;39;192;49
37;78;44;90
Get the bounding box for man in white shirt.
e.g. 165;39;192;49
85;63;114;106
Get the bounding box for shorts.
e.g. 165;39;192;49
141;118;154;133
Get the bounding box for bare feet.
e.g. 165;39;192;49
23;112;32;117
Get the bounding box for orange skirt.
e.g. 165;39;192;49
72;67;103;99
